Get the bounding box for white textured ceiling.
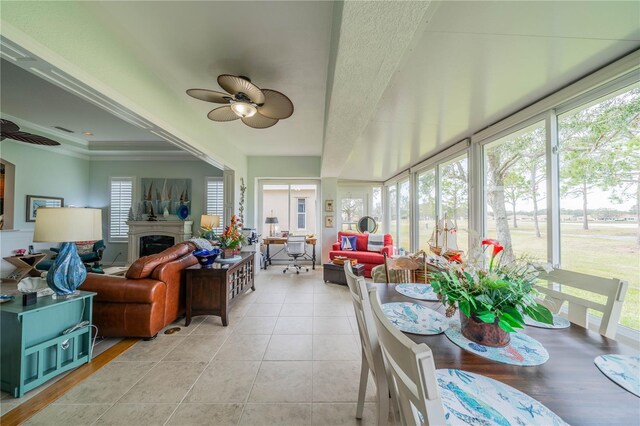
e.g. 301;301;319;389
335;1;640;180
87;0;334;156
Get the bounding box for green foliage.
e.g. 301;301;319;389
430;257;554;330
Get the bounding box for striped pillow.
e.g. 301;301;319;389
367;234;385;252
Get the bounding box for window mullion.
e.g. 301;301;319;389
546;110;561;267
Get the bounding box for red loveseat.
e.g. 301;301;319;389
329;231;393;278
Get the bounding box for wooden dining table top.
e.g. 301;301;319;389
370;282;640;426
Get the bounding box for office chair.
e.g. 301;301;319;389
283;235;309;274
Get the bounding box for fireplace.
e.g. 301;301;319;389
140;235;175;257
126;220;193;264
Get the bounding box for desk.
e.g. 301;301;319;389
373;283;639;426
1;254;46;283
263;237;317;270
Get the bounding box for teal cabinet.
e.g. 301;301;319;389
0;291;95;397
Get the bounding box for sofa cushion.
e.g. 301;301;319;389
330;250;384;265
340;235;357;251
337;232;369;251
126;241;195;279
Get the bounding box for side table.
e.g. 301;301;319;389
323;262;365;285
1;253;47;283
0;291;96;397
185;253;255;327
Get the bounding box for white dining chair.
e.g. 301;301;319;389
344;262;395;425
366;286;446;425
536;268;628;339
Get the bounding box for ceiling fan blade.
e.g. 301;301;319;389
241;112;278;129
258;89;294;120
217;74;265;104
3;131;60;146
0;119;20;133
207;106;240;122
186;89;231;104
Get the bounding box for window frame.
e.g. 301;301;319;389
108;176;135;243
296;197;306;230
204;176;224;234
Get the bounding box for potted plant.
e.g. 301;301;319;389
218;215;245;258
429;239;553;347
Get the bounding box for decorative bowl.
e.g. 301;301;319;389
193;248;220;269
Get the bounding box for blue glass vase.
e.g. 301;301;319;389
46;242;87;297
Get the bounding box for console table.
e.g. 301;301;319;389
1;253;46;283
0;291;95;397
184;253;255;327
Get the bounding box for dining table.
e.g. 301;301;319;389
371;282;640;426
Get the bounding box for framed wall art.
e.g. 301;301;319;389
325;199;334;212
26;195;64;222
324;215;334;228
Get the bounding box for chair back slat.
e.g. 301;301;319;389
368;288;446;425
536;268;628;339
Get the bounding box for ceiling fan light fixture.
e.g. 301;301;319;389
230;101;257;118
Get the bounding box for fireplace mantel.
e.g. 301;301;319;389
127;220;193;264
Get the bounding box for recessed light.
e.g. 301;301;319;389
83;131;93;136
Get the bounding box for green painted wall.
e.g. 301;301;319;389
0;141;90;275
246;156;321;228
0;141;90;230
88;159;223;263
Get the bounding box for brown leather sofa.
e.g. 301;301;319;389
81;241;197;338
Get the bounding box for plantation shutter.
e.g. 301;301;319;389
109;177;133;242
206;177;224;233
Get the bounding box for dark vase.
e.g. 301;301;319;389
460;311;511;347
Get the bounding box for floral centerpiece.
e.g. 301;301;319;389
429;239;553;347
217;214;245;258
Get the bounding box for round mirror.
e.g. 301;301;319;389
357;216;378;233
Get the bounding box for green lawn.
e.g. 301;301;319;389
393;219;639;331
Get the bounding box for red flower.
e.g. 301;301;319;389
448;253;463;263
482;239;504;257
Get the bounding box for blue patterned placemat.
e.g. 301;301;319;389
445;320;549;366
525;313;570;329
594;354;640;397
395;283;440;301
382;302;448;335
436;369;568;425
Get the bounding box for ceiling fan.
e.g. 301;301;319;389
187;74;293;129
0;119;61;146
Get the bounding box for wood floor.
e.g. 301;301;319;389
0;338;138;426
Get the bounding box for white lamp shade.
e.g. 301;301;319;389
33;208;103;242
201;214;220;229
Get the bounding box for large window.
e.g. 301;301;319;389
398;179;411;251
387;184;398;249
341;197;364;231
439;155;469;253
558;86;639;331
109;177;133;242
483;121;547;262
261;181;318;236
205;177;224;234
417;169;436;250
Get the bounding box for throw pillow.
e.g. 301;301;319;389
340;235;357;251
75;241;95;255
367;234;385;252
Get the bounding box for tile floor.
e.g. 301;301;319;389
22;266;384;425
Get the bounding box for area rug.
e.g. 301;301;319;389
436;369;568;425
395;283;439;301
445;320;549;366
524;313;570;329
382;302;448;335
594;354;640;397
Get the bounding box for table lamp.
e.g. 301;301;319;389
265;216;278;237
33;208;102;298
200;214;220;240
